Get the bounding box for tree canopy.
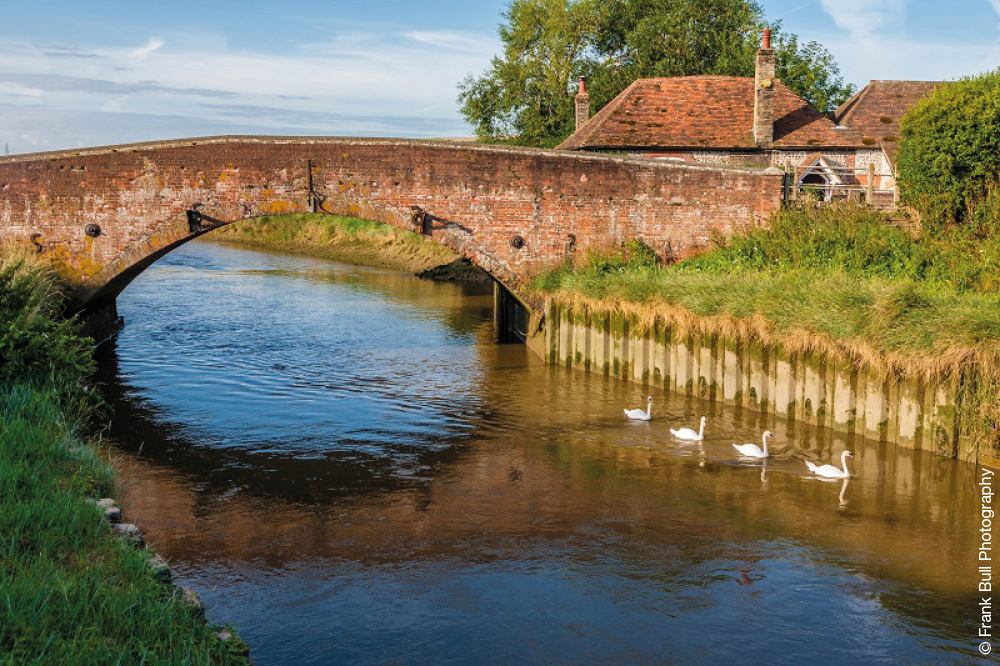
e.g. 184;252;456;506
897;70;1000;236
459;0;855;147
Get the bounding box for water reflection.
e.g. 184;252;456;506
98;240;989;665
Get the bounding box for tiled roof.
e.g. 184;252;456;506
558;76;857;151
833;80;942;164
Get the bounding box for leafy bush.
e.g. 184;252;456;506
0;250;94;387
897;70;1000;235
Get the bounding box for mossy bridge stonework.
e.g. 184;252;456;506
0;135;782;319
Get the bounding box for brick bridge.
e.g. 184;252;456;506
0;136;782;327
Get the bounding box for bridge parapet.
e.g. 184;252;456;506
0;136;783;309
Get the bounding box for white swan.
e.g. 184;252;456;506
732;431;773;459
670;416;706;441
624;396;653;421
805;451;853;478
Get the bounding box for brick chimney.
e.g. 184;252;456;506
575;76;591;131
753;29;776;149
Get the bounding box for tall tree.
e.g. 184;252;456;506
459;0;854;147
458;0;600;147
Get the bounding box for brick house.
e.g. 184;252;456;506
559;30;940;204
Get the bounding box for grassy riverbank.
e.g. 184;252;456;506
210;213;460;274
0;250;249;664
533;205;1000;458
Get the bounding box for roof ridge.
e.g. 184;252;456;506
835;83;873;127
558;78;643;149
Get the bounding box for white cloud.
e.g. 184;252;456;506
129;37;165;59
818;0;905;41
0;81;43;97
989;0;1000;32
821;32;1000;83
406;31;489;53
0;26;500;151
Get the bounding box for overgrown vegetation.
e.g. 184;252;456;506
532;205;1000;457
684;205;1000;293
459;0;853;147
897;69;1000;235
211;213;458;273
0;248;249;664
0;249;94;389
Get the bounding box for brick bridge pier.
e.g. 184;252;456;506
0;136;782;338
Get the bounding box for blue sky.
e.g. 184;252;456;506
1;0;998;153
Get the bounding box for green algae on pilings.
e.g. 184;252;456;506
613;359;621;376
603;361;611;376
584;359;591;371
642;369;650;383
804;399;813;418
734;390;744;403
575;351;582;365
653;367;662;383
611;312;626;340
685;378;694;394
621;361;631;379
787;401;797;418
565;354;573;367
749;387;758;402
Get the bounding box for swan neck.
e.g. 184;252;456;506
762;433;769;456
841;451;850;474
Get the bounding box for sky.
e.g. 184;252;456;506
1;0;998;154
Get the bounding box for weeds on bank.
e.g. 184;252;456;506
683;204;1000;293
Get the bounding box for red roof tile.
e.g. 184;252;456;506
559;76;858;151
833;80;943;163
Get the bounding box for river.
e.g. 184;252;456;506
93;239;989;665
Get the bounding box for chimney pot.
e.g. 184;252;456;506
762;28;771;50
574;76;591;132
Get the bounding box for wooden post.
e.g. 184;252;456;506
867;162;875;203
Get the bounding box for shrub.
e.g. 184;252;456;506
897;70;1000;235
0;250;94;388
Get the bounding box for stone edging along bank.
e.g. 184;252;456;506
525;298;964;459
85;496;249;658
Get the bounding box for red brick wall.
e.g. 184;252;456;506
0;136;783;307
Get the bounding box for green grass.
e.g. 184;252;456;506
209;213;457;272
535;266;1000;359
0;248;249;664
534;205;1000;358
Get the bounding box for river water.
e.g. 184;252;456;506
94;240;990;665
